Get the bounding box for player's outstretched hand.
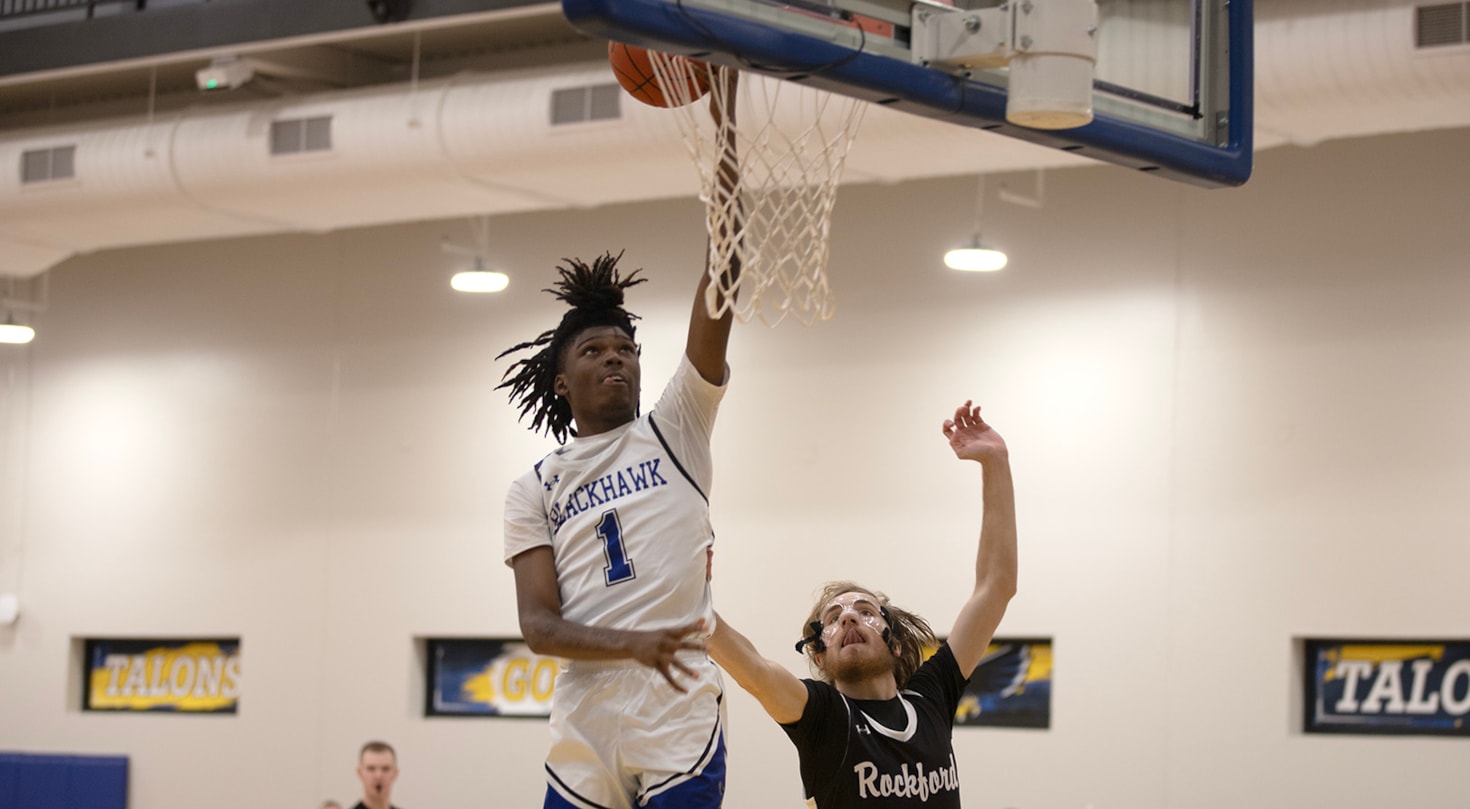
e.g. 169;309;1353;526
631;618;708;693
942;400;1007;465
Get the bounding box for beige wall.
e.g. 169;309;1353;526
1;126;1468;808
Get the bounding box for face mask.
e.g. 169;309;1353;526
796;594;891;653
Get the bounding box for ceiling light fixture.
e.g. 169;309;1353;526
443;217;509;294
0;314;35;345
450;256;510;293
945;175;1008;272
944;237;1009;273
1;277;38;344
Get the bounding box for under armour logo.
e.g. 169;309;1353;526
856;724;871;735
543;474;560;492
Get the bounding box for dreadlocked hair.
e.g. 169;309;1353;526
801;581;938;689
496;252;646;444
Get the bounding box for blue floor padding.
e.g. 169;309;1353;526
0;753;127;809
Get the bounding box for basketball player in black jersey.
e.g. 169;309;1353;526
708;401;1017;807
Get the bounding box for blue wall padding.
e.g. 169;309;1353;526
0;753;128;809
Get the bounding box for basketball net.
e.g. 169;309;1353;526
647;53;865;326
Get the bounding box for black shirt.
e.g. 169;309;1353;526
781;643;968;808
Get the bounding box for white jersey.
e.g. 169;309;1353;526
504;356;725;632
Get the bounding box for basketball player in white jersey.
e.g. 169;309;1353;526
708;402;1017;808
497;75;741;809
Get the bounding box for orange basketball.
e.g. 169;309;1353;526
608;41;711;108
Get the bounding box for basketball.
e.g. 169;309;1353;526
608;41;711;108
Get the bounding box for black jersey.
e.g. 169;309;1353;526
781;643;968;808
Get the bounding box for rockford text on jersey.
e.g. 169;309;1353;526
853;755;960;802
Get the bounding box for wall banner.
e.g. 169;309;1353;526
1305;638;1470;736
83;638;241;713
426;638;563;718
951;637;1052;729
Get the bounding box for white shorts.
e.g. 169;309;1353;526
544;652;726;809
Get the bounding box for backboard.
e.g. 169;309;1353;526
562;0;1252;188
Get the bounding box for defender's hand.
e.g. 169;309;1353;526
942;401;1007;464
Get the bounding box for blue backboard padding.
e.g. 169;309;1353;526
0;754;128;809
565;0;1252;187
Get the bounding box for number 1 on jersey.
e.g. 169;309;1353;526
597;509;636;585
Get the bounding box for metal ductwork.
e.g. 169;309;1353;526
0;64;704;277
2;0;1468;278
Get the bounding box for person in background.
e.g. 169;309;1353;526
352;740;401;809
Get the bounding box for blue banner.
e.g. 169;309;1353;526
953;637;1051;729
426;638;563;717
1306;638;1470;736
84;638;240;713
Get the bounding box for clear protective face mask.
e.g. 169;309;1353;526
818;593;889;645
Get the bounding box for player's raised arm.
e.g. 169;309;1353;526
940;402;1019;678
707;612;808;724
686;66;742;385
496;53;734;807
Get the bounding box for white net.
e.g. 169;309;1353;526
647;52;865;326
